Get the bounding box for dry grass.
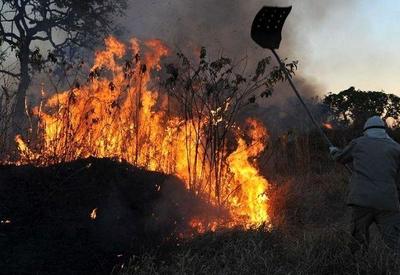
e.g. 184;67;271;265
119;227;400;275
119;131;400;275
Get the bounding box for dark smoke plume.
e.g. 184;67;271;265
119;0;357;125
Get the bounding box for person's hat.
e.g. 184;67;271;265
363;116;386;131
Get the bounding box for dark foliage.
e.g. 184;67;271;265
324;87;400;130
0;158;205;274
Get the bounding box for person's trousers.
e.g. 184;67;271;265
350;205;400;252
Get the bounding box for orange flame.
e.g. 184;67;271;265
15;37;271;231
90;208;98;220
227;119;269;226
323;123;333;130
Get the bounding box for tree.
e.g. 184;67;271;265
0;0;127;125
323;87;400;128
164;47;297;204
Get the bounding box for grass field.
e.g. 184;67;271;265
120;228;400;275
119;136;400;275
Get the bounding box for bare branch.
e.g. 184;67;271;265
31;35;48;41
0;69;21;79
0;34;17;46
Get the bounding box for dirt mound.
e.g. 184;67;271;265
0;158;204;274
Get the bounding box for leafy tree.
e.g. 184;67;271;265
323;87;400;128
0;0;127;124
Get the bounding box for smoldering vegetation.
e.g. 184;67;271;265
4;111;397;275
0;158;218;274
1;1;398;274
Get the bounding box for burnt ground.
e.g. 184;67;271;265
0;158;205;274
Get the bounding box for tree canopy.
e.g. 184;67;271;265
323;87;400;128
0;0;127;121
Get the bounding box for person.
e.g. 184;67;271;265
330;116;400;253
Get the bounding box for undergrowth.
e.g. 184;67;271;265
119;227;400;275
119;154;400;274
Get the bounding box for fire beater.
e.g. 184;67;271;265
250;6;351;172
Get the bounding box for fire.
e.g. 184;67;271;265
227;119;269;225
15;36;271;231
323;123;333;130
190;219;218;234
90;208;98;220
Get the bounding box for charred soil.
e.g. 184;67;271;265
0;158;204;274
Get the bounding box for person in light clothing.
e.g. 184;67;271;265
330;116;400;252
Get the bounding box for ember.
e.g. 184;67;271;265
323;123;333;130
15;37;271;231
90;208;98;220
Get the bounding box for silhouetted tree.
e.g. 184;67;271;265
164;47;297;204
0;0;127;125
324;87;400;129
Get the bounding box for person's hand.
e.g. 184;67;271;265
329;146;339;155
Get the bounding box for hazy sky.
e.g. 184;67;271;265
121;0;400;96
302;0;400;95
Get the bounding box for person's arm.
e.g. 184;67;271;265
396;169;400;199
330;140;356;164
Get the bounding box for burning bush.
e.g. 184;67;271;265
14;36;293;230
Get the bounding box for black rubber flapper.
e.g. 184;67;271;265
251;6;292;49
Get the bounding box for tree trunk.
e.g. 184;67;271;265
13;45;31;133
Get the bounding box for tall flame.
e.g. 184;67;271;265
227;119;269;225
16;37;271;230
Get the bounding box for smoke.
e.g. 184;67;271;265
151;176;226;234
29;0;360;133
29;1;358;112
121;0;353;56
24;1;359;110
119;0;358;129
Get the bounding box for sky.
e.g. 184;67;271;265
302;0;400;95
120;0;400;96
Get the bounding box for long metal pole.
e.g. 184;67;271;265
271;49;333;147
270;49;352;173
